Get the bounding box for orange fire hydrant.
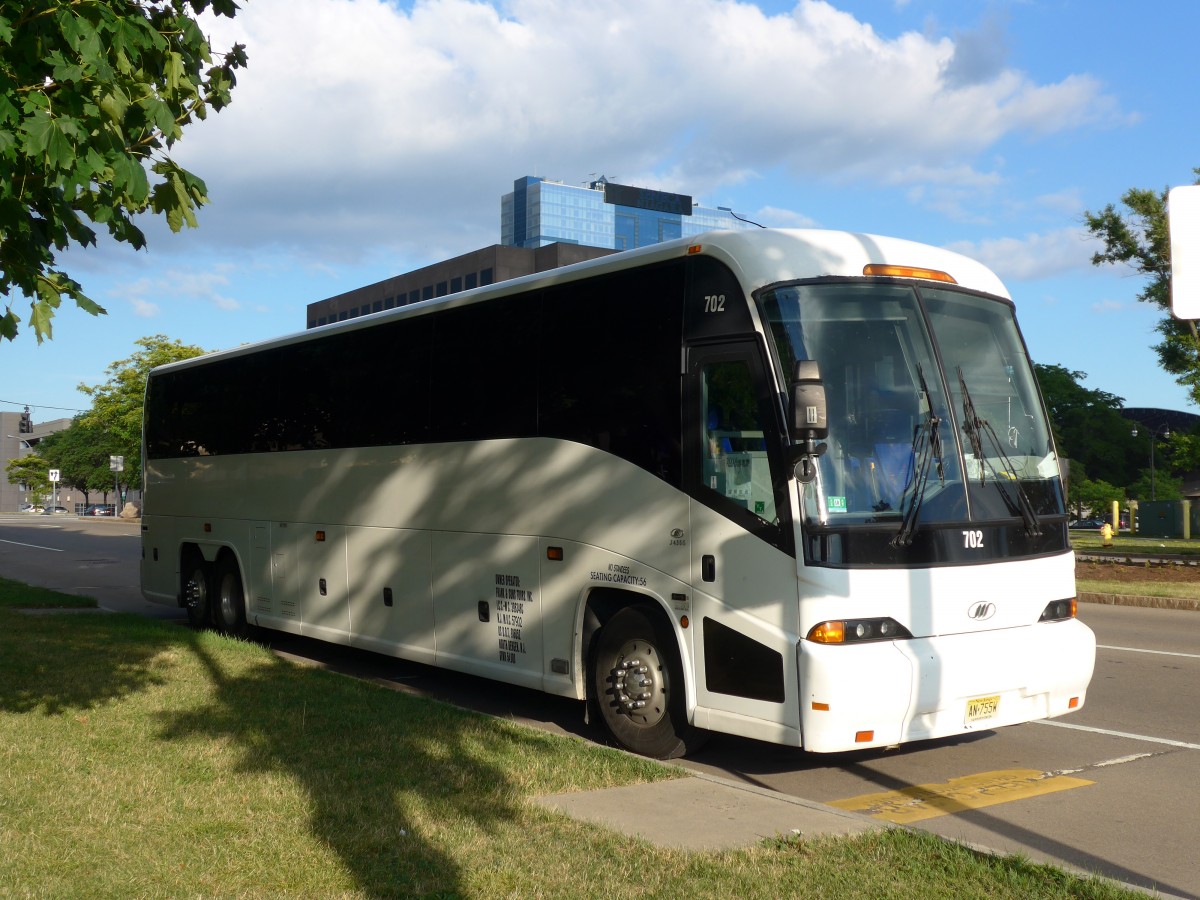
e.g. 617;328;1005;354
1100;522;1114;547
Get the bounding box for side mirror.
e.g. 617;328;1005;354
791;360;828;440
790;360;828;484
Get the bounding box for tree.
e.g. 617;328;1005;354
0;1;246;343
5;453;49;503
1034;363;1141;487
1069;475;1124;520
36;416;120;504
1126;468;1183;503
1084;168;1200;406
76;334;207;486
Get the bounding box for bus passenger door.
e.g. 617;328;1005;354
685;342;801;733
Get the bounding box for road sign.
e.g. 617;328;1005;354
1169;185;1200;319
110;455;124;472
48;469;60;482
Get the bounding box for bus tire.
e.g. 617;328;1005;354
591;606;704;760
212;555;247;637
182;552;212;630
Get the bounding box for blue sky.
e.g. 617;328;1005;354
3;0;1198;423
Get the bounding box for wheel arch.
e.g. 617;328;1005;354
580;587;696;715
177;541;247;604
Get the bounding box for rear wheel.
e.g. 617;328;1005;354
181;553;212;630
212;555;247;637
590;606;706;759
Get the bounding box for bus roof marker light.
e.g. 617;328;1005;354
315;530;326;542
687;244;703;254
863;263;956;284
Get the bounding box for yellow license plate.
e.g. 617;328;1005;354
965;694;1001;723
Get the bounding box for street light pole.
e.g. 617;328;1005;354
1131;423;1171;501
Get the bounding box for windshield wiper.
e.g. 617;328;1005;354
892;364;945;548
957;368;1042;537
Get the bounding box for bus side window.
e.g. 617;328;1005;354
701;360;774;524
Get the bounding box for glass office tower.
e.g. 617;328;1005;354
502;175;754;250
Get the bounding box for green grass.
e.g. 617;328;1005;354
1070;532;1200;556
0;576;97;609
1076;579;1200;601
0;582;1140;899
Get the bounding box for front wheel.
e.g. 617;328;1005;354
590;606;706;759
212;555;247;637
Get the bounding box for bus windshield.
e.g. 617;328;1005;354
759;280;1064;529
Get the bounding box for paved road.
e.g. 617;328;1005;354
2;514;1197;898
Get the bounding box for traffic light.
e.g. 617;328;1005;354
18;407;32;434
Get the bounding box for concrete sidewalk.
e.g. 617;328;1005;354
534;769;882;851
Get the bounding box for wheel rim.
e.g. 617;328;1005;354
184;568;207;611
607;638;668;728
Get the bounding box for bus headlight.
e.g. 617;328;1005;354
1039;598;1077;622
807;618;913;644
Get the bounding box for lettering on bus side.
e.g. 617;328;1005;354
494;573;533;663
587;562;649;588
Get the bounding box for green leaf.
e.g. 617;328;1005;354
0;309;18;341
165;51;184;93
20;110;54;156
43;119;76;172
99;87;130;125
0;93;19;126
74;294;107;317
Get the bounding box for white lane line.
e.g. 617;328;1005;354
1035;719;1200;750
1054;752;1156;776
1097;643;1200;660
0;538;63;552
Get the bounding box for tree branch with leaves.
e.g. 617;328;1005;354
1084;167;1200;406
0;0;246;342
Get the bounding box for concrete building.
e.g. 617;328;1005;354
306;242;614;329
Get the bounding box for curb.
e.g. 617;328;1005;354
1077;591;1200;612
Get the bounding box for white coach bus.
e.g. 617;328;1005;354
140;229;1096;759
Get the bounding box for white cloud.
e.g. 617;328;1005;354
757;205;818;228
130;298;160;318
107;265;239;317
170;0;1122;261
943;228;1103;281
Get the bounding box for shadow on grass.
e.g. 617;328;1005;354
0;609;167;714
0;607;523;897
156;633;526;897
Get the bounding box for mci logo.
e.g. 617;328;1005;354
968;601;997;621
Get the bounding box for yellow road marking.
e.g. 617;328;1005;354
828;768;1094;825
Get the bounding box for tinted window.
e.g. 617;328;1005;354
540;262;684;484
